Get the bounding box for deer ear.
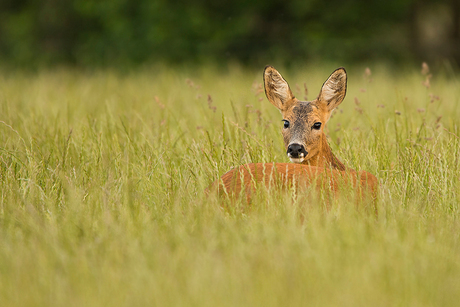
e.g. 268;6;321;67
318;68;347;111
264;66;295;111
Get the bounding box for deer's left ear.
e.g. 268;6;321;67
318;68;347;111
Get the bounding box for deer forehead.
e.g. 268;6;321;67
283;101;325;122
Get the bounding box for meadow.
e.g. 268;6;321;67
1;63;459;306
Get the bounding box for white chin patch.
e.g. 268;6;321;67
289;157;305;163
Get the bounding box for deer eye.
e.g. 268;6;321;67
312;122;322;130
282;120;290;129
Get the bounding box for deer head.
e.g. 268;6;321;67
264;66;347;164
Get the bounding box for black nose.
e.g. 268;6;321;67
287;143;307;158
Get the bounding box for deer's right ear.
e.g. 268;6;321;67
264;66;295;111
318;68;347;112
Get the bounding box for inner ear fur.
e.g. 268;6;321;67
318;68;347;111
264;66;295;111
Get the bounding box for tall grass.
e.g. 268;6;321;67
1;64;460;306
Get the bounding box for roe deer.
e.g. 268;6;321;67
209;66;378;209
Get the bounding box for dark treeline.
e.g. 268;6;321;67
0;0;459;68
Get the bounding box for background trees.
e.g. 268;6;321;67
0;0;458;67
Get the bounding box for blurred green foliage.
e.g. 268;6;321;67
0;0;458;67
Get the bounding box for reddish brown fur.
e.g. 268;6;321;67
208;66;378;211
209;163;378;212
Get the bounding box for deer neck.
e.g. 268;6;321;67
302;133;347;171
